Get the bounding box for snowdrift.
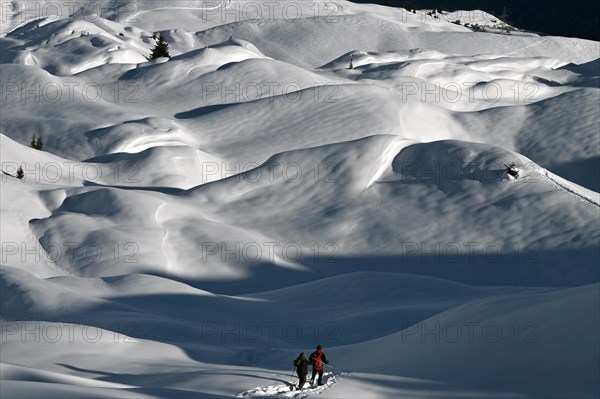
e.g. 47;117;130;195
1;0;598;398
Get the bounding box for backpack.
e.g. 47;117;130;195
313;352;323;370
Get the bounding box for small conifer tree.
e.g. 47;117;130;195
150;35;171;59
16;165;24;179
30;135;43;150
505;163;519;178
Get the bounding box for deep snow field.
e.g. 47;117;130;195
1;1;599;398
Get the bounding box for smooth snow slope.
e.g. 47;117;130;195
1;1;599;398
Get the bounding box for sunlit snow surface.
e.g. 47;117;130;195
1;1;599;398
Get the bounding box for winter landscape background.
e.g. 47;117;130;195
0;1;599;398
350;0;600;41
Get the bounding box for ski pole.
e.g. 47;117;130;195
322;363;334;370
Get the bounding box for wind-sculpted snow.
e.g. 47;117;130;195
0;1;598;398
331;283;600;397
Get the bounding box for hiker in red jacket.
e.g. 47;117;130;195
309;345;329;386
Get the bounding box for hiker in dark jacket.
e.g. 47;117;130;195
309;345;329;386
293;352;310;390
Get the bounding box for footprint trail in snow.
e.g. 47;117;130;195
237;372;348;398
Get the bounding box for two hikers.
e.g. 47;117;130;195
293;345;330;390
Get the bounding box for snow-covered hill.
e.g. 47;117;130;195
1;1;598;398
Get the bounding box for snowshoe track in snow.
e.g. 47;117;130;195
237;371;348;398
540;169;600;210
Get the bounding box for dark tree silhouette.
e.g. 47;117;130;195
150;35;171;59
30;135;43;150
